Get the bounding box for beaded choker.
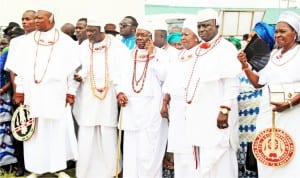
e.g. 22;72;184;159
33;29;59;84
185;35;222;104
271;45;299;66
89;36;111;100
179;49;193;61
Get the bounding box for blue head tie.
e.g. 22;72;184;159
167;32;182;44
253;21;275;49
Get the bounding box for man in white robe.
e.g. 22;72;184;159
10;8;80;178
72;18;130;178
116;24;168;178
185;9;241;178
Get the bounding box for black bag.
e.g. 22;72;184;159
244;34;271;72
245;142;258;172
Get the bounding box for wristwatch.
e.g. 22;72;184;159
220;108;230;115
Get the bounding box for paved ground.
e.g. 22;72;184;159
0;168;75;178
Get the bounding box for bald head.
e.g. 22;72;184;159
35;10;55;32
61;23;75;37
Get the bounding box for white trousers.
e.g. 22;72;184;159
24;116;76;174
123;120;168;178
198;148;238;178
173;152;198;178
76;125;118;178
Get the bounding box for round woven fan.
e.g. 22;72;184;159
244;34;271;72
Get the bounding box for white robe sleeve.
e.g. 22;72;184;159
220;77;240;108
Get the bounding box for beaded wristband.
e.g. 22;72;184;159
220;105;231;111
66;94;75;99
15;93;24;97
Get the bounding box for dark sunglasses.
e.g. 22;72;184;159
119;23;132;28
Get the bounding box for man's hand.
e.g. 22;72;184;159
271;101;290;112
160;104;169;119
116;92;128;107
145;40;154;56
13;93;24;105
217;112;229;129
66;94;75;106
74;73;83;82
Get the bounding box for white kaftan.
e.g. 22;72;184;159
185;34;241;178
12;27;80;174
118;47;168;178
73;35;130;178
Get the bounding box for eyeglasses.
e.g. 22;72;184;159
119;23;132;28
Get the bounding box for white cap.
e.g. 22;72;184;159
137;21;154;38
183;18;199;40
196;8;220;26
137;21;152;32
87;17;105;28
277;11;300;35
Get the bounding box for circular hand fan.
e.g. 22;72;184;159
243;34;271;72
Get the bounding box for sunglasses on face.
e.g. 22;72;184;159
119;23;132;28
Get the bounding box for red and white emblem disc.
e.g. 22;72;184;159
252;128;294;167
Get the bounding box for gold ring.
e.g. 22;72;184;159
120;101;124;104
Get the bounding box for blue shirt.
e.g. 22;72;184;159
121;36;136;50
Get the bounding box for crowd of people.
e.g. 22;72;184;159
0;5;300;178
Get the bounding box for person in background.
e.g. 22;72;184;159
0;35;17;176
0;38;9;54
73;17;129;178
169;26;182;34
185;8;241;178
160;18;200;178
9;7;80;178
237;11;300;178
167;32;184;50
4;10;36;177
153;25;179;63
75;18;87;45
119;16;138;50
61;22;77;41
3;22;20;38
241;33;249;49
116;23;168;178
104;23;120;37
235;22;275;178
153;24;178;178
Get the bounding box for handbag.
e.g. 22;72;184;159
268;83;300;103
245;142;258;172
